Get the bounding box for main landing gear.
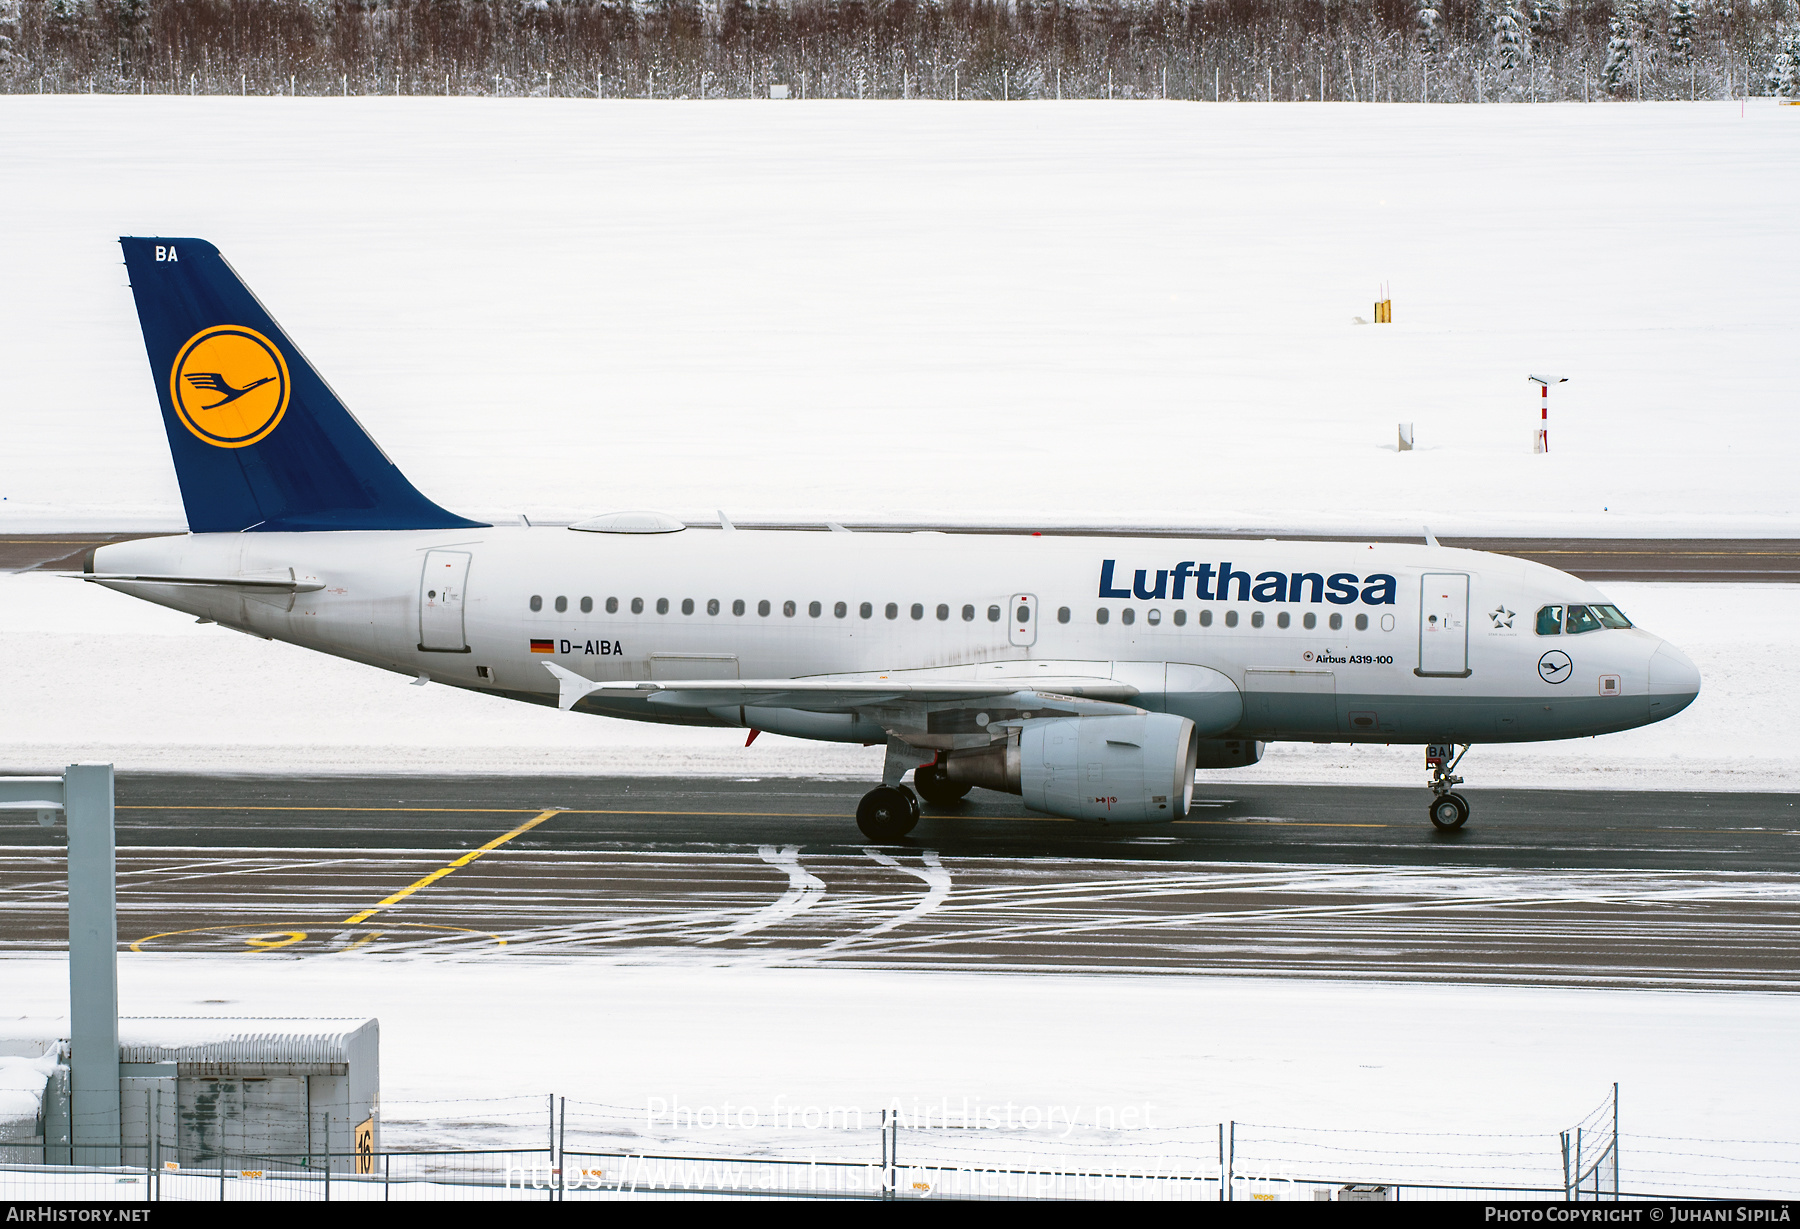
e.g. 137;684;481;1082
1427;743;1472;831
914;762;972;809
856;784;920;842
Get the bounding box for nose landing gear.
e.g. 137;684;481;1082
1426;743;1471;830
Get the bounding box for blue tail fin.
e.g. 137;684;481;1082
119;237;484;533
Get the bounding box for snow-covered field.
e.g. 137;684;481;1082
0;570;1790;788
0;97;1796;537
3;954;1795;1196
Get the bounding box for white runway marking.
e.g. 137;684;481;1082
700;845;826;944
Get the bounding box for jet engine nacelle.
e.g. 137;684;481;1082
1017;712;1199;823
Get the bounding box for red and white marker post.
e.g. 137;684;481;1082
1528;374;1566;453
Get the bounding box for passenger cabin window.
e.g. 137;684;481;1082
1096;608;1110;625
1276;612;1290;629
987;605;1001;622
631;597;644;614
707;599;720;615
1199;610;1213;627
1224;610;1238;628
580;597;593;614
1565;604;1603;635
963;605;976;622
606;597;618;614
911;603;924;620
885;603;898;620
1147;609;1161;626
732;599;745;616
1121;608;1135;626
1302;612;1316;629
809;601;822;618
1172;609;1186;626
656;598;669;615
681;598;695;615
936;604;950;621
784;600;797;617
530;595;543;612
758;600;771;616
1536;605;1563;635
1355;613;1369;630
1058;607;1071;624
860;602;873;619
835;602;847;618
1250;611;1264;628
555;596;568;613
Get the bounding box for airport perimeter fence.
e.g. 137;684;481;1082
5;1086;1794;1201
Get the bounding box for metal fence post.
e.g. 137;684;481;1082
1227;1120;1235;1201
547;1093;556;1202
1561;1129;1572;1200
558;1096;566;1203
65;763;120;1167
384;1152;390;1201
1218;1123;1225;1201
1612;1083;1620;1201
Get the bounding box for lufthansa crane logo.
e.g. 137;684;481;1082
169;325;290;448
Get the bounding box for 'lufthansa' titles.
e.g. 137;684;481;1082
1098;560;1397;606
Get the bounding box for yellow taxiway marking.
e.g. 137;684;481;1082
341;809;560;925
340;932;382;954
129;921;502;952
244;930;307;951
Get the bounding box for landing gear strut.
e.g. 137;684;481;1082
914;762;971;809
1427;743;1471;831
857;784;920;842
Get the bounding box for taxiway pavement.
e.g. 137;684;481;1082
2;776;1795;991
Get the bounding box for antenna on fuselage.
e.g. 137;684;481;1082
1423;526;1441;548
718;510;736;532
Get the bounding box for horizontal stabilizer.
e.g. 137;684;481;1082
81;569;325;592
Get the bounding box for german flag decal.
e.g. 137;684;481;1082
530;639;555;654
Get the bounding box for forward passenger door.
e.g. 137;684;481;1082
1417;573;1470;678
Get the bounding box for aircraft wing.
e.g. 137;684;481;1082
541;662;1139;713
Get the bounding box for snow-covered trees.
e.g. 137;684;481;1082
1;0;1794;104
1668;0;1697;65
1770;29;1800;98
1601;0;1640;94
1493;0;1530;70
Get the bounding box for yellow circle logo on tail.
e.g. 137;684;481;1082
169;325;290;448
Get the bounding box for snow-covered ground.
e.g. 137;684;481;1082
0;97;1796;537
3;955;1795;1196
0;570;1790;788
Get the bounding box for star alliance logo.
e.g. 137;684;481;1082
1489;605;1515;629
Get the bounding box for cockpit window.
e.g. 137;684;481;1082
1536;605;1563;635
1565;605;1604;635
1592;604;1633;629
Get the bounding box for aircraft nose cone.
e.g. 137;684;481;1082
1647;641;1701;721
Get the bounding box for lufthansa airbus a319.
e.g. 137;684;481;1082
85;237;1702;840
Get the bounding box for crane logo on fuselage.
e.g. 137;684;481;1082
1099;560;1397;605
168;325;291;449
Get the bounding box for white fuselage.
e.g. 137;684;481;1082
92;526;1701;747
